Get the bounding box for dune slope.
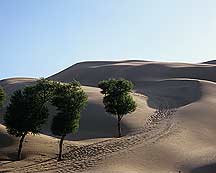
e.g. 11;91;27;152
0;60;216;173
49;60;216;84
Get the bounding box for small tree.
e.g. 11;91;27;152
0;86;4;107
4;87;48;160
51;81;87;161
98;79;137;137
4;79;54;160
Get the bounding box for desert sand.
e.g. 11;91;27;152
0;60;216;173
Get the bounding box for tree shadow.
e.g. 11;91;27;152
0;133;16;148
190;163;216;173
0;157;56;172
72;102;130;140
0;152;18;163
41;102;130;141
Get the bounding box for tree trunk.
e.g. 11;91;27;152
58;135;65;161
17;133;26;161
117;115;122;137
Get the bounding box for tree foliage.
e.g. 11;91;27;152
0;86;4;107
51;112;80;137
4;86;49;137
103;93;136;118
51;81;88;161
98;78;133;96
98;79;137;137
33;78;57;103
4;79;54;160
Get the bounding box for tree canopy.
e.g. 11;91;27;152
98;78;134;96
4;86;49;137
0;86;4;107
4;79;55;160
103;93;136;117
51;81;88;161
98;78;137;137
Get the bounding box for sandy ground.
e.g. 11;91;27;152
0;60;216;173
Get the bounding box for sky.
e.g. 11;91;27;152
0;0;216;79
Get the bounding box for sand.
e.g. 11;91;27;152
0;60;216;173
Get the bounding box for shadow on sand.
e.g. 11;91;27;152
190;163;216;173
0;133;16;148
135;79;202;109
40;102;131;141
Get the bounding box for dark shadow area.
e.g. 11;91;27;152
72;102;130;140
135;79;202;109
41;102;130;141
169;66;216;82
0;171;11;173
0;133;16;148
190;163;216;173
0;152;18;162
0;157;56;173
144;63;215;83
125;63;216;83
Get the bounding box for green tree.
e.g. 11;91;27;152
98;79;137;137
0;86;4;107
4;79;55;160
33;78;57;103
51;81;87;161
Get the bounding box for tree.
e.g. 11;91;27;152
33;78;57;104
4;79;54;160
98;79;137;137
51;81;87;161
0;86;4;107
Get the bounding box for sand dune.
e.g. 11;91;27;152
0;60;216;172
0;77;36;95
49;60;216;84
49;60;216;110
89;80;216;173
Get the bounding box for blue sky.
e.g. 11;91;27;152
0;0;216;79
